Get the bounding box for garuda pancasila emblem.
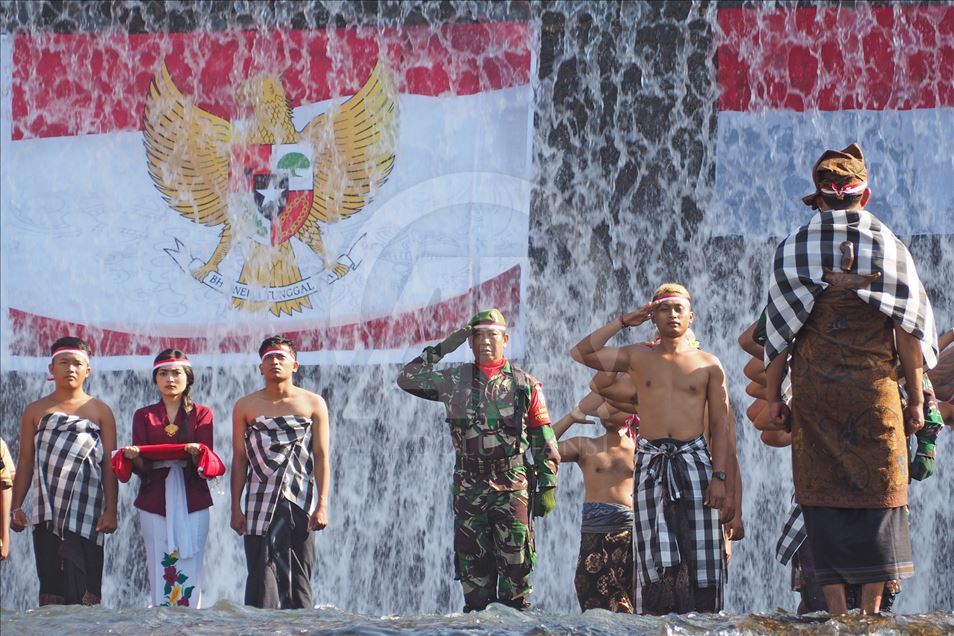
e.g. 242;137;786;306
143;61;397;316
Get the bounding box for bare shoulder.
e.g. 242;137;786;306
302;385;326;401
692;349;725;371
292;386;326;407
21;398;47;424
89;397;113;415
690;349;722;373
88;398;115;424
618;343;655;370
232;394;250;412
236;390;266;408
232;392;259;418
626;343;655;356
309;391;328;413
24;396;49;414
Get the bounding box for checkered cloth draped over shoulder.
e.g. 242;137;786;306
775;501;807;566
32;413;105;544
244;415;315;536
764;209;938;369
633;435;722;589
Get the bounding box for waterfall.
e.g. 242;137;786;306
1;1;951;616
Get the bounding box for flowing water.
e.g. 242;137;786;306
1;1;952;633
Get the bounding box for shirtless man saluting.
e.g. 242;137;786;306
570;283;735;614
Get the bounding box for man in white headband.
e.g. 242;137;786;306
230;335;330;610
570;283;737;615
9;336;118;606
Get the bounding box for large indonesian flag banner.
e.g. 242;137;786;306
715;5;954;237
0;24;534;369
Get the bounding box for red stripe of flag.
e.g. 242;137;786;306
12;22;531;140
718;6;954;112
8;265;521;357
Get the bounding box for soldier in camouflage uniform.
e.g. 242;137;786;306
397;308;560;612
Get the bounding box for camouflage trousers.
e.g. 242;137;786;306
453;485;535;612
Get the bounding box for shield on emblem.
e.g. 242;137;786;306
230;143;315;246
253;173;289;221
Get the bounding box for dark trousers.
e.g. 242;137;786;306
640;496;720;615
33;523;103;606
243;498;315;609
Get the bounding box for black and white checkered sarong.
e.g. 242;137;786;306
634;435;722;589
765;209;938;368
32;413;104;544
244;415;315;536
775;501;807;566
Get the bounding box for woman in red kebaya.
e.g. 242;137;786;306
123;350;214;608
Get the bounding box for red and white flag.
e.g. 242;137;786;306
715;5;953;237
0;24;535;369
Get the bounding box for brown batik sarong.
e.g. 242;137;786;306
790;287;908;509
575;503;634;613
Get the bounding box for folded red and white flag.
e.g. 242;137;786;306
112;443;226;483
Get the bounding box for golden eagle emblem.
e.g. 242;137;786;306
143;61;397;316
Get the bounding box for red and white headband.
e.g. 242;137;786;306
51;348;90;364
820;181;867;199
153;358;191;370
261;348;295;362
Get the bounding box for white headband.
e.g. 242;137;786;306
471;323;507;332
261;348;295;363
153;359;191;370
51;348;90;364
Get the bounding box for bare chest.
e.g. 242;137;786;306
581;445;635;475
634;357;708;400
247;395;312;420
36;405;100;429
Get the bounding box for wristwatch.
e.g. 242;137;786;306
712;471;727;482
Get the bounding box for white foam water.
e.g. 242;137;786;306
0;1;951;623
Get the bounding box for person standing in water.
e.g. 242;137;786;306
552;393;636;613
763;143;938;615
231;336;330;609
397;308;560;612
9;336;118;605
570;285;736;614
123;349;215;607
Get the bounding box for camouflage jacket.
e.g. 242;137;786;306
397;354;559;491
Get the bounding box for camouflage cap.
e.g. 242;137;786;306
802;142;869;209
468;308;507;331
